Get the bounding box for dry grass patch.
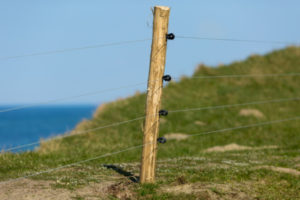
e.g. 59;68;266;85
93;103;108;118
194;121;206;126
164;133;189;141
38;138;63;154
239;109;265;118
203;143;277;153
0;179;116;200
255;165;300;176
161;182;254;200
0;178;137;200
70;119;92;135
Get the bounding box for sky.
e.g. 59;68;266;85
0;0;299;105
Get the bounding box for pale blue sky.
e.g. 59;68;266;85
1;0;299;105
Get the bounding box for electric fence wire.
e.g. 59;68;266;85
1;114;300;185
0;81;147;113
176;35;298;45
0;143;146;185
173;72;300;80
187;116;300;138
2;35;299;62
2;116;146;152
0;38;151;61
169;97;300;114
2;96;300;153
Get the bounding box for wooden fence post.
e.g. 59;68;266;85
140;6;170;183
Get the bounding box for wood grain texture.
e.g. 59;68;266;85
140;6;170;183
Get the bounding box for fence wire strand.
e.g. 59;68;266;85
0;143;146;185
0;38;151;61
173;73;300;80
188;116;300;138
169;97;300;114
0;82;147;113
174;72;300;80
176;35;298;45
2;35;298;62
2;116;145;152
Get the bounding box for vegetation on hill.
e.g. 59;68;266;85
1;47;300;199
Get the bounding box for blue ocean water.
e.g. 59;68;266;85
0;105;97;152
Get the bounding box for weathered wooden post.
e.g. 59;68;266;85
140;5;170;183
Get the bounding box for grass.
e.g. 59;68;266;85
1;46;300;199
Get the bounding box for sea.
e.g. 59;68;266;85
0;105;97;152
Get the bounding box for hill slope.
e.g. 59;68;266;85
1;47;300;199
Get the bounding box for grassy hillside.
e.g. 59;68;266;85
1;47;300;199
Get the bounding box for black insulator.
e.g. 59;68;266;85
159;109;168;116
162;75;172;82
166;33;175;40
157;137;167;144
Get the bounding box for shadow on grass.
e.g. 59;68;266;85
103;164;139;183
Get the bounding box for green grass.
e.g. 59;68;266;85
1;46;300;199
